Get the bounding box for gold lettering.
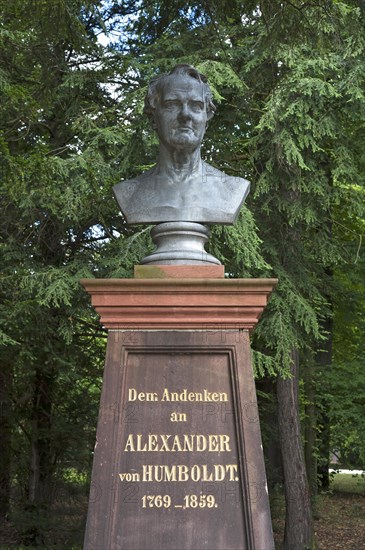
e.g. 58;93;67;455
179;389;187;401
127;388;158;401
196;435;207;452
226;464;239;481
159;435;171;451
201;464;213;481
214;465;225;481
136;434;147;451
161;388;170;401
124;434;231;452
178;465;189;481
128;388;229;402
164;466;177;482
191;465;201;482
140;464;239;482
142;465;153;482
128;388;137;401
148;434;158;451
119;472;140;482
209;435;219;452
160;389;228;402
170;436;183;452
182;435;194;452
170;412;187;422
220;434;231;452
124;434;135;452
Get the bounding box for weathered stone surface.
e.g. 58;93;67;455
134;264;225;279
80;277;277;331
83;330;274;550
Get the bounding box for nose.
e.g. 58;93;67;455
178;102;192;122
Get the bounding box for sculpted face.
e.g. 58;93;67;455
154;74;207;151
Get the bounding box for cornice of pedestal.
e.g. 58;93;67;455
81;270;278;332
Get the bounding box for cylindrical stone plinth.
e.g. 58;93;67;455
140;222;221;265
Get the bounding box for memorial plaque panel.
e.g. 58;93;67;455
84;329;273;550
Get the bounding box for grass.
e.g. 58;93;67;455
330;472;365;494
272;473;365;549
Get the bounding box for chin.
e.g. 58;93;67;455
170;136;199;148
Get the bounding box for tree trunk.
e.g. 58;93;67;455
256;378;283;487
277;349;314;550
304;358;317;504
28;367;54;505
0;359;12;521
316;316;333;490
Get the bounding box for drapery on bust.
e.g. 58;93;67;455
113;64;250;225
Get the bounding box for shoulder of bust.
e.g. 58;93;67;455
203;161;250;185
113;168;157;197
117;168;155;186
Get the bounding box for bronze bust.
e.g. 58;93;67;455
113;64;250;225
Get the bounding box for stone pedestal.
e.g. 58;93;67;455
81;271;277;550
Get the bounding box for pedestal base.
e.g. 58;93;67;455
80;277;277;331
81;276;277;550
84;330;274;550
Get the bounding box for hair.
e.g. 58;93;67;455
144;64;216;124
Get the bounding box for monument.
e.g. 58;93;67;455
82;64;276;549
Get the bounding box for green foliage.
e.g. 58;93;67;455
1;0;365;546
208;207;271;278
0;1;124;543
327;363;365;469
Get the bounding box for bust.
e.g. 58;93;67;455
113;64;250;225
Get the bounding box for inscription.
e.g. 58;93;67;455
124;433;231;452
170;411;187;422
128;387;228;403
141;494;217;509
119;384;240;515
119;464;238;483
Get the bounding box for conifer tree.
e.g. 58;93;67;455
1;0;364;547
0;0;136;541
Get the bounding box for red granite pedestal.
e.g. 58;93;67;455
81;267;277;550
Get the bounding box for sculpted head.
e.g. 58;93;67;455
144;65;216;151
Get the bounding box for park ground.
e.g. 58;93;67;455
272;473;365;549
0;473;364;549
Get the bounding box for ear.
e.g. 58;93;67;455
149;108;158;130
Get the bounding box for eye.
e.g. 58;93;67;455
162;100;179;109
190;101;204;112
